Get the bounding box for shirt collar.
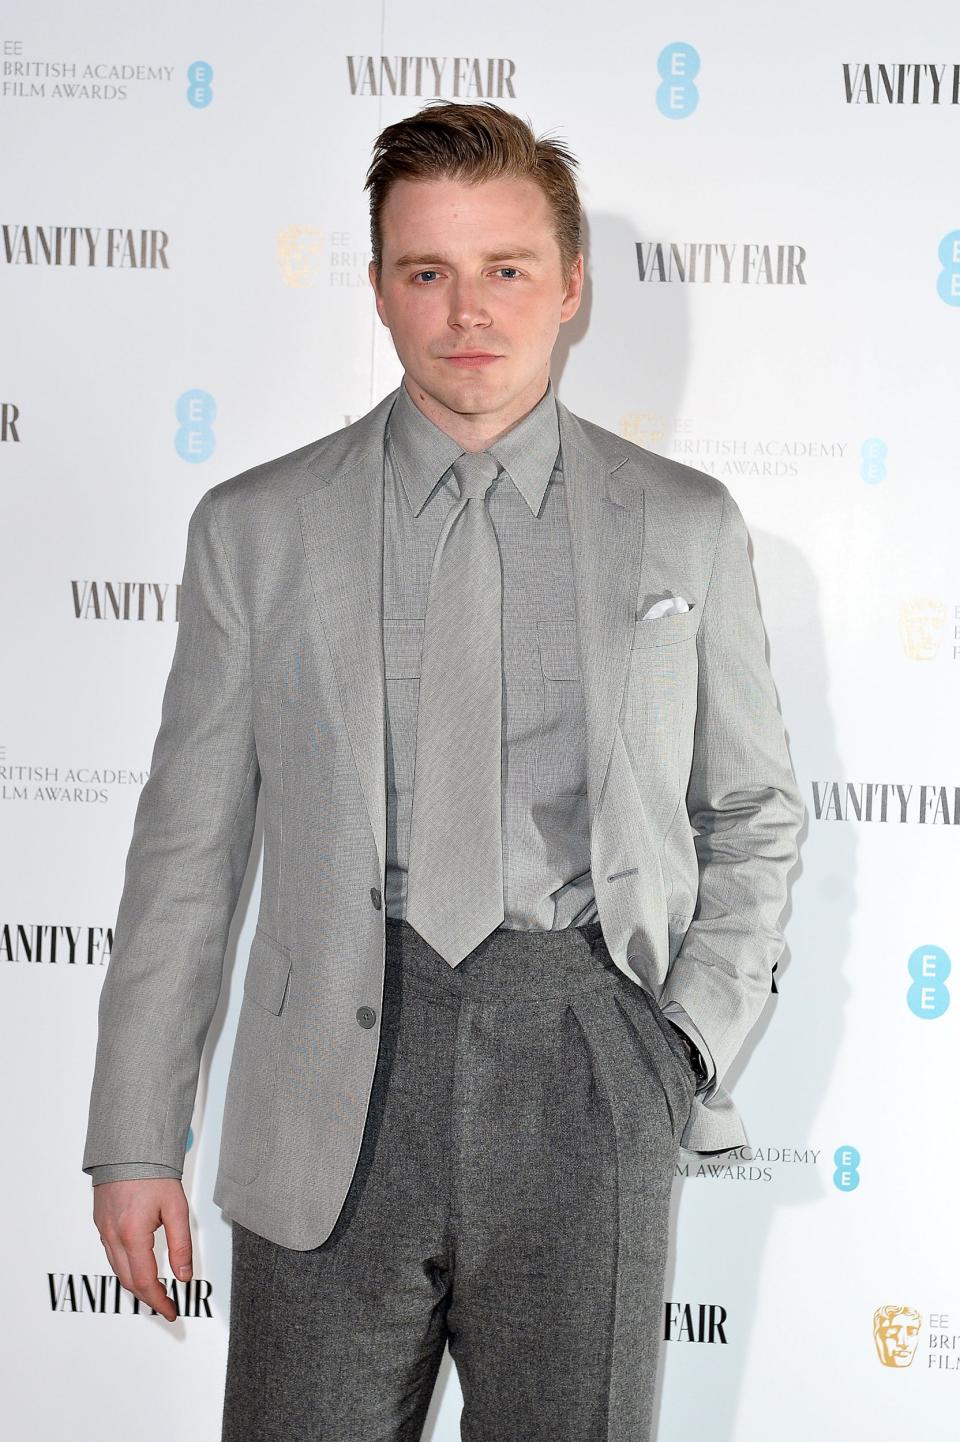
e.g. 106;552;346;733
386;375;561;518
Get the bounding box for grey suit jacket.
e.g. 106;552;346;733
82;386;804;1249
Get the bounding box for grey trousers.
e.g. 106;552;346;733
220;916;697;1442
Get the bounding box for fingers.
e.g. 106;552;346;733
161;1189;193;1284
118;1227;179;1322
93;1179;185;1322
99;1223;177;1321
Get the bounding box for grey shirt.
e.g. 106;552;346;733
383;375;595;930
90;376;713;1185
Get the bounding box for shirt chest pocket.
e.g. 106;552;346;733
384;617;582;678
537;618;581;680
383;616;586;794
382;618;424;797
535;619;586;791
383;617;424;679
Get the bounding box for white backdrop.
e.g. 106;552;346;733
3;2;959;1436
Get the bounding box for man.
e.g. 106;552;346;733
84;100;803;1440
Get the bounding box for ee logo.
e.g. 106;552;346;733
907;944;950;1018
188;60;213;109
937;230;960;306
860;437;887;484
175;389;217;463
657;43;700;119
833;1145;860;1192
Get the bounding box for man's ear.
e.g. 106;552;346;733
560;253;584;323
368;260;387;324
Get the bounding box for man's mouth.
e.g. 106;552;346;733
441;353;502;368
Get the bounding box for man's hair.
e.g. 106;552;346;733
364;100;582;284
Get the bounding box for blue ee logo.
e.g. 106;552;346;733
937;230;960;306
185;1125;195;1154
176;389;217;462
907;944;950;1018
657;43;700;118
187;60;213;109
833;1145;860;1191
860;437;887;484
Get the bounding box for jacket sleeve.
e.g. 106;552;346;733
82;487;260;1179
89;1163;183;1185
661;1001;715;1091
659;486;804;1094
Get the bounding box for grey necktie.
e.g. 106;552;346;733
405;449;506;965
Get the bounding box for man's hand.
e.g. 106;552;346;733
92;1178;193;1323
666;1019;706;1088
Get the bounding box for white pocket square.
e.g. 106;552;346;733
640;593;692;621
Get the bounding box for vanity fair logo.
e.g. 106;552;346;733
664;1302;728;1343
1;402;18;441
0;746;148;805
277;226;371;289
843;64;960;105
873;1305;960;1373
71;580;181;620
621;414;846;479
0;38;204;103
49;1272;214;1317
2;923;113;966
347;55;516;98
811;783;960;824
2;225;170;268
636;242;807;285
899;599;960;661
677;1145;820;1182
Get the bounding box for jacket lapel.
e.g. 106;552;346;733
297;387;647;883
297;391;394;880
554;399;645;840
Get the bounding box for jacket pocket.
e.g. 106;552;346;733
630;604;701;650
218;932;291;1184
244;928;293;1014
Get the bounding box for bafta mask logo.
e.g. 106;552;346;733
873;1304;922;1368
898;598;946;660
621;412;667;448
277;226;326;288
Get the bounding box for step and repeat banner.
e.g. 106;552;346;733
3;1;957;1437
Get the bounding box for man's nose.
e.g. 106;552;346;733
447;280;491;327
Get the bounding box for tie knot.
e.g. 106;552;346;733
452;450;500;499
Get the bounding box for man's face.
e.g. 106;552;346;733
369;174;583;433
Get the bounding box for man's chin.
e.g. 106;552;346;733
411;370;507;416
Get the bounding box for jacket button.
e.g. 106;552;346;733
370;886;382;909
356;1005;377;1028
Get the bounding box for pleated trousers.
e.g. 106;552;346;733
221;914;697;1442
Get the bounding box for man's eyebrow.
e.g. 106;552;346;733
390;248;541;269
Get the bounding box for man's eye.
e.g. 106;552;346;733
410;267;521;283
